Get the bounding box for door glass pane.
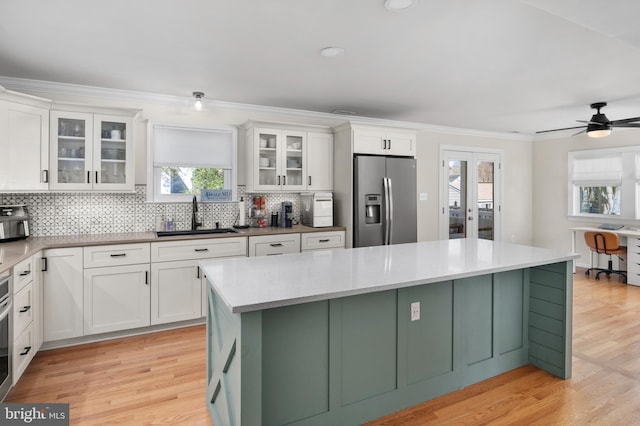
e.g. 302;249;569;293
57;118;87;184
477;160;494;240
258;132;277;186
285;134;303;186
100;121;127;184
448;160;467;239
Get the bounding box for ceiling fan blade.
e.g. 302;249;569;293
612;123;640;128
572;129;587;136
610;116;640;124
536;125;587;134
576;120;604;125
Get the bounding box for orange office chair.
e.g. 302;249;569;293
584;231;627;283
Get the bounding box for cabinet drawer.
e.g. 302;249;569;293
151;237;247;262
13;281;34;338
13;256;35;294
249;234;301;257
301;231;345;251
84;243;151;268
13;323;35;384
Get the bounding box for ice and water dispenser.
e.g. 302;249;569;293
364;194;381;224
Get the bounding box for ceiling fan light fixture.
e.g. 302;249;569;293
192;91;204;111
587;128;612;138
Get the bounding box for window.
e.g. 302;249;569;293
568;147;639;220
147;123;237;202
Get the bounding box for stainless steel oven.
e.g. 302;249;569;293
0;270;12;401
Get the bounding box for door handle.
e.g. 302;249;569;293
270;243;283;247
20;346;32;356
87;171;91;184
110;253;126;257
19;306;31;313
145;271;149;285
195;248;209;252
43;169;49;183
19;270;31;277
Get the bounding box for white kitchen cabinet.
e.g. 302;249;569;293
12;252;42;384
245;123;333;192
0;97;50;191
84;264;150;334
353;126;416;157
49;111;134;191
248;234;301;257
151;237;247;323
83;244;151;335
151;260;202;325
301;231;346;251
306;132;334;191
42;247;84;342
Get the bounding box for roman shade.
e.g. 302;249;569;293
571;155;622;186
152;125;234;169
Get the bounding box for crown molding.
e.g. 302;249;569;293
0;76;533;142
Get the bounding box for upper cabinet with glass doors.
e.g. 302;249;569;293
246;124;333;193
50;111;134;191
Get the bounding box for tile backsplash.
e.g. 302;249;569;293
0;185;302;237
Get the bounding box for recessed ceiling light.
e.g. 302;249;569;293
384;0;416;11
320;47;345;57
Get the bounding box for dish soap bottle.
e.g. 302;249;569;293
165;218;175;232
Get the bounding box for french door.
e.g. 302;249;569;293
440;149;502;240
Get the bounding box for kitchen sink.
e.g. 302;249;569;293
156;228;238;237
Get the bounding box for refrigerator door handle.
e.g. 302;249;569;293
387;177;394;244
383;177;391;245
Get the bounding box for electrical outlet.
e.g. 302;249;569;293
419;192;428;201
410;302;420;321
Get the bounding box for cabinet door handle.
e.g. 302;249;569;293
195;248;209;252
96;171;99;184
266;253;283;256
43;169;49;183
382;139;386;150
319;239;330;243
270;243;283;247
41;257;48;272
19;270;31;277
197;266;201;279
308;176;312;186
87;171;91;184
277;175;281;185
20;346;32;356
19;305;31;313
110;253;126;257
283;175;286;185
145;271;149;285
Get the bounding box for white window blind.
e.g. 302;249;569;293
571;155;622;186
153;125;233;169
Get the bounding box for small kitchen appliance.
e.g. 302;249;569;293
281;202;293;228
0;205;30;242
300;192;333;227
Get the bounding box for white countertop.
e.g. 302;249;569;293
201;239;579;313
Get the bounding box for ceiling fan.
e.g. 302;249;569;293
536;102;640;138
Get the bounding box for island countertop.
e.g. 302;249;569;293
201;238;579;313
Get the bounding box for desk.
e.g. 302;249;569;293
571;226;640;284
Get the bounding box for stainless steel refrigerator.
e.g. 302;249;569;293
354;155;417;247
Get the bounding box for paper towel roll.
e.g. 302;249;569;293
238;197;246;226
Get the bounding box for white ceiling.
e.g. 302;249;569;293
2;0;640;136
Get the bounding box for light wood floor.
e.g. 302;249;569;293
7;268;640;425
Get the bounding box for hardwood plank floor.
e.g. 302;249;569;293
7;268;640;425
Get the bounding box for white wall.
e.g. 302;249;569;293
532;130;640;266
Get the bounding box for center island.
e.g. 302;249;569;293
200;239;578;426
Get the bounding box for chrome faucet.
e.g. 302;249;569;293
191;195;202;230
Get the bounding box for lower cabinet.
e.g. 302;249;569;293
151;260;202;325
12;252;42;384
248;234;301;256
301;231;345;251
83;264;151;334
626;237;640;286
42;247;84;342
83;244;151;335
